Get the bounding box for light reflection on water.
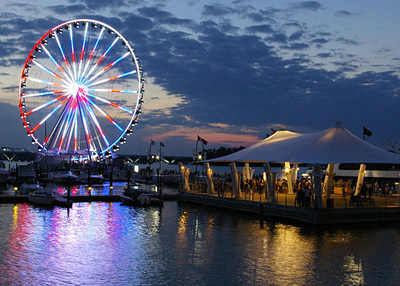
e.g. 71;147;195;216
0;201;400;285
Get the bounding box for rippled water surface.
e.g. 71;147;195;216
1;200;400;285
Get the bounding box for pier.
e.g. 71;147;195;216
0;188;177;205
177;190;400;225
3;184;400;225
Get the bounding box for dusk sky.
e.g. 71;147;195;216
1;0;399;157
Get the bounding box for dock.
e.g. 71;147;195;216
3;188;399;225
0;188;177;205
177;191;400;225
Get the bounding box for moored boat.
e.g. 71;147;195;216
78;172;104;185
50;171;78;185
120;188;163;206
19;181;40;195
29;188;55;205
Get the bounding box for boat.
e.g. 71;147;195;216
29;188;55;205
78;172;104;185
53;192;73;208
120;188;163;206
10;164;36;185
19;181;40;195
50;171;78;185
0;162;9;184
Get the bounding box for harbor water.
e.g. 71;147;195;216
0;184;400;285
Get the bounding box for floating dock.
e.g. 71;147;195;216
0;191;177;205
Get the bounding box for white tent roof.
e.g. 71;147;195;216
209;125;400;164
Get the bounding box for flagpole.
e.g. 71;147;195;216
159;142;164;201
148;142;152;169
159;142;162;181
195;137;198;174
201;140;204;175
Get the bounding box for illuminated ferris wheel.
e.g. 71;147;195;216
18;19;144;160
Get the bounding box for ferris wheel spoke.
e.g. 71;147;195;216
68;24;77;80
30;59;71;86
58;99;78;151
86;92;133;114
85;97;124;132
80;99;110;147
78;23;89;81
73;111;79;151
77;100;93;152
31;96;70;133
62;107;78;152
25;76;68;89
21;90;64;99
80;27;105;83
86;70;137;88
88;88;138;94
81;37;120;85
44;100;74;150
40;44;73;84
25;94;68;116
54;32;74;81
83;51;130;86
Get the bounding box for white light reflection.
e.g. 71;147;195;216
342;254;365;285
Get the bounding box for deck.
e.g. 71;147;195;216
177;190;400;225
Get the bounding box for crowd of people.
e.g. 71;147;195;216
210;172;399;207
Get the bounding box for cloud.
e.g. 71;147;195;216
245;24;274;34
68;0;129;10
336;37;359;45
290;1;324;11
202;4;236;17
317;53;331;58
284;43;309;50
311;38;328;45
335;10;356;17
47;4;87;14
0;102;32;148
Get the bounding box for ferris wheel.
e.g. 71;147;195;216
18;19;144;160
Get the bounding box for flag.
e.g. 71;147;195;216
197;135;207;145
151;139;155;145
160;142;165;147
363;126;372;137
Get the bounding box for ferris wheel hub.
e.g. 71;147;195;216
68;83;87;98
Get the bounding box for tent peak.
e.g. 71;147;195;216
334;120;342;128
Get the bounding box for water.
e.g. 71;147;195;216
0;197;400;285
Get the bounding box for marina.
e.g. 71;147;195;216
0;198;400;285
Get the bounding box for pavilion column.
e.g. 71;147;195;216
324;164;335;198
264;163;276;203
205;162;215;195
355;164;366;196
179;162;190;192
243;163;251;181
230;162;241;198
293;163;299;181
314;164;323;208
285;162;294;194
